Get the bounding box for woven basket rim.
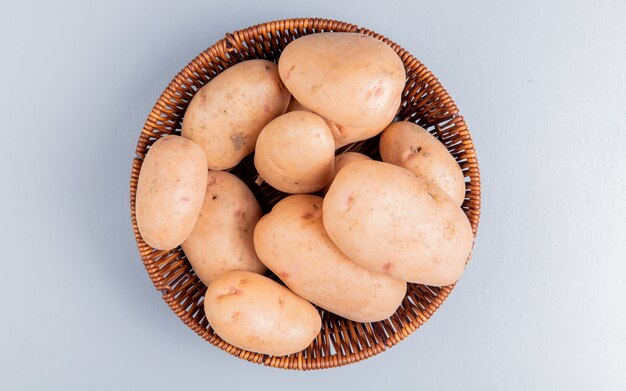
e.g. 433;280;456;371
130;17;481;370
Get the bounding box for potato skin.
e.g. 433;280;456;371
279;33;405;137
254;195;406;322
204;271;321;356
323;160;473;286
182;60;291;170
254;111;335;193
380;121;466;206
181;171;265;285
322;152;372;194
136;135;207;250
286;97;381;148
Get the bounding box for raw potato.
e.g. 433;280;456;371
204;271;321;356
323;160;473;286
279;33;405;144
254;111;335;193
181;171;265;285
380;121;466;206
182;60;291;170
136;135;207;250
322;152;372;194
254;195;406;322
286;97;379;148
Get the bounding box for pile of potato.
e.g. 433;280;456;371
136;33;473;356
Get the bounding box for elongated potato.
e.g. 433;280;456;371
380;121;466;206
254;195;406;322
181;171;265;285
254;111;335;193
182;60;291;170
136;135;207;250
286;97;380;148
204;271;321;356
322;152;372;194
279;33;405;144
323;160;473;286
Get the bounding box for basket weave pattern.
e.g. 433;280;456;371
130;18;481;370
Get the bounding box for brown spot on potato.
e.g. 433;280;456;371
234;210;246;218
382;262;392;272
211;193;218;200
374;85;384;97
302;211;314;219
410;145;422;153
427;191;440;203
207;177;217;186
402;146;423;163
263;104;270;113
278;297;285;307
230;133;247;151
239;279;246;284
285;64;296;80
445;221;456;238
231;311;240;319
346;193;355;205
278;271;289;279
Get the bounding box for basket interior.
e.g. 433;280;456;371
130;18;480;370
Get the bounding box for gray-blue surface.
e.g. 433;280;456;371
2;0;625;389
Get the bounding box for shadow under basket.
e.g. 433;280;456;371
130;18;481;370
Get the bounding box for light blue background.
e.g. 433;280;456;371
2;0;625;389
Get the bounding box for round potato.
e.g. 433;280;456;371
322;152;372;194
136;135;207;250
181;171;265;286
286;97;381;148
182;60;291;170
380;121;466;206
204;271;321;356
254;111;335;193
254;195;406;322
279;33;405;142
323;160;473;286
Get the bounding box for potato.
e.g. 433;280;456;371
380;121;466;206
322;152;372;194
136;135;207;250
286;97;382;148
323;160;473;286
181;171;265;285
254;111;335;193
182;60;291;170
204;271;321;356
254;195;406;322
279;33;405;145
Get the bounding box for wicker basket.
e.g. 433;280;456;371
130;18;481;370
